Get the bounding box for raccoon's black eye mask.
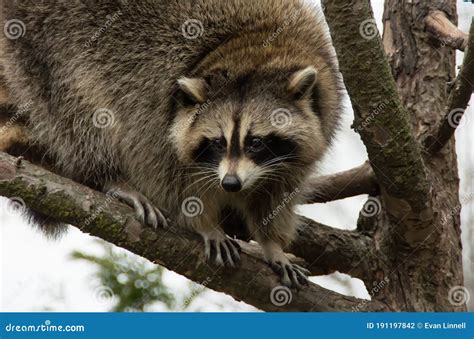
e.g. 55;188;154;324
192;136;226;164
245;134;299;165
192;134;298;166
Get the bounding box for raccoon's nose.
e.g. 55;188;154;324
221;175;242;192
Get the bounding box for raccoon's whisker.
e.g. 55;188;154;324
260;174;286;185
261;160;305;174
254;169;285;181
183;164;219;171
196;175;220;197
259;155;298;168
183;170;217;178
175;168;218;180
183;174;219;193
259;174;287;186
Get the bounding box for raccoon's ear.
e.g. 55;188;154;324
177;77;207;105
287;66;318;100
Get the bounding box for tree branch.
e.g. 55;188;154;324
305;162;378;203
290;219;386;288
322;0;434;246
425;10;469;52
0;151;389;312
424;18;474;153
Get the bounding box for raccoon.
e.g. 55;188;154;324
0;0;342;288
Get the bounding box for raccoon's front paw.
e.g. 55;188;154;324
202;231;241;267
269;256;310;289
105;183;168;229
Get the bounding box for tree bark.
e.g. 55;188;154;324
321;0;468;311
381;0;466;311
0;151;390;312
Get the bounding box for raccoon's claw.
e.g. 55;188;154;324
106;185;168;229
203;233;241;267
269;260;309;289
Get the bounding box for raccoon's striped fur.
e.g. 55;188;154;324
0;0;342;287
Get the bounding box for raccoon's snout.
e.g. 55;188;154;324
221;174;242;192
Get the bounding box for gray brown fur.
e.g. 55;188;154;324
0;0;343;287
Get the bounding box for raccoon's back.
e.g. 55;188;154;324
1;0;326;111
0;0;331;186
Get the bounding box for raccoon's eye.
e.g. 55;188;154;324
212;137;226;149
248;137;265;153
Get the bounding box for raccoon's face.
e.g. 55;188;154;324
170;66;327;193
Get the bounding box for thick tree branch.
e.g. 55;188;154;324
305;162;378;203
290;219;386;288
425;10;468;51
0;151;389;312
322;0;433;245
424;18;474;153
